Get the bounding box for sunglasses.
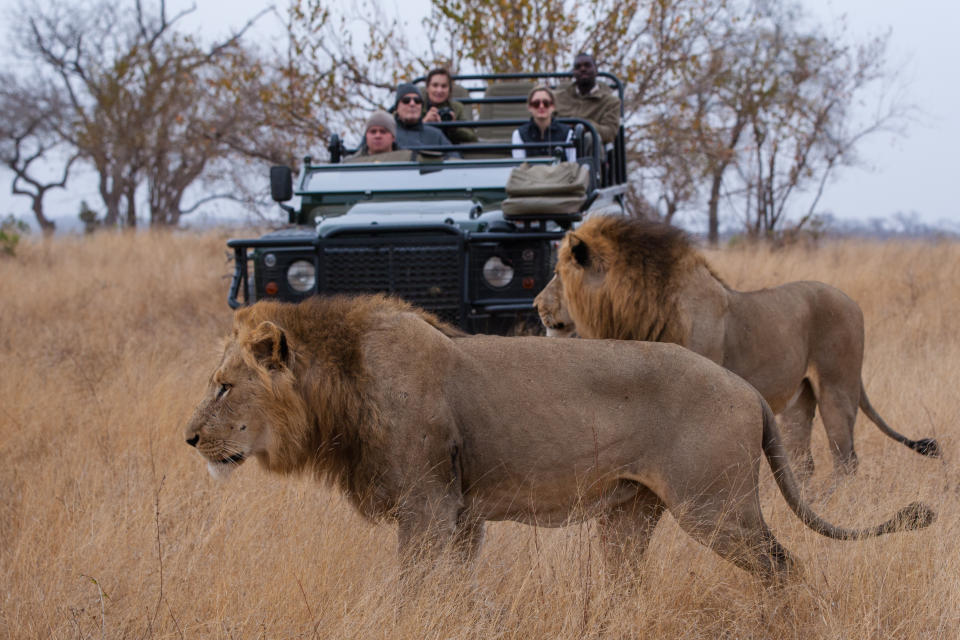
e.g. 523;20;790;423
400;96;423;105
529;99;553;108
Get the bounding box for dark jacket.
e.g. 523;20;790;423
395;119;457;156
512;119;576;161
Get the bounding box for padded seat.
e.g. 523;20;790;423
477;80;535;143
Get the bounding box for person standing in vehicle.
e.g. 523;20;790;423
393;83;457;156
421;67;478;144
554;53;621;145
511;86;576;162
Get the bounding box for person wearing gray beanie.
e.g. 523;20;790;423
362;109;397;155
366;109;397;138
343;109;406;162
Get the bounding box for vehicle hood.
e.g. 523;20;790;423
316;199;505;234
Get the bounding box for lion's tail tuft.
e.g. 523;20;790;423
859;382;942;459
909;437;942;458
880;501;937;534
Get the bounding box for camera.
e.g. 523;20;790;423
437;106;455;122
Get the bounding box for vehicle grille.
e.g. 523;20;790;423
319;239;463;325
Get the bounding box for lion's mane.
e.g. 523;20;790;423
233;295;458;519
557;216;726;342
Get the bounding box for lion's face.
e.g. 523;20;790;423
184;321;297;480
554;226;618;338
534;275;577;337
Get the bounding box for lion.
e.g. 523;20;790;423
536;215;941;476
184;294;934;582
534;271;577;337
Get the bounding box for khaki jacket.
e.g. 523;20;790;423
554;82;621;144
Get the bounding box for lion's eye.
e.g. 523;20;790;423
217;383;232;400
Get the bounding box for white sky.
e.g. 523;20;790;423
2;0;958;229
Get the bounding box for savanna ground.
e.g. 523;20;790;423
1;229;958;639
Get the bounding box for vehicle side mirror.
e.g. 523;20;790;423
328;134;344;164
270;166;293;202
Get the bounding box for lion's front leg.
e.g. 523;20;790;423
597;484;666;586
453;514;486;562
395;490;464;567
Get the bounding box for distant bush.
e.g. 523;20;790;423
0;215;30;257
78;200;101;234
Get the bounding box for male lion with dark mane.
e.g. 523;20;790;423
535;215;941;476
184;294;933;582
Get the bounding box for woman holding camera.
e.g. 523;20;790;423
421;68;478;144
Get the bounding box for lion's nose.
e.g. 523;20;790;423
186;434;200;448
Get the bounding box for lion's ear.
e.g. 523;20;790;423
569;234;591;268
247;321;292;371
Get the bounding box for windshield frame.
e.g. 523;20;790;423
295;156;559;215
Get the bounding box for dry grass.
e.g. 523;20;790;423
1;231;958;639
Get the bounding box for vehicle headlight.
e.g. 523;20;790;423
286;260;316;293
482;256;514;288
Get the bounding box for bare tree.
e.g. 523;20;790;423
636;0;903;242
0;73;79;234
737;22;899;239
11;0;262;227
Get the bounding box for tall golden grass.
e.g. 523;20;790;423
1;231;957;639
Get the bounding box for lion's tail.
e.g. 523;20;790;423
859;380;942;458
760;397;936;540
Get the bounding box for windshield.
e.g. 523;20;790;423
301;159;539;194
298;157;559;219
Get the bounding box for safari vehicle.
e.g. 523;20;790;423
226;72;628;334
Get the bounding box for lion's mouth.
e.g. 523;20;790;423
214;452;246;465
206;451;246;480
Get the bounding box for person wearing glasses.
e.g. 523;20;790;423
393;83;457;156
554;53;620;145
421;67;478;144
511;86;576;162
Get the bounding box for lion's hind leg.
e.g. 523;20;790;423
670;485;798;583
812;376;860;475
777;378;818;480
597;483;666;585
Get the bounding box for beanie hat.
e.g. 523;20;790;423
365;110;396;137
395;83;422;107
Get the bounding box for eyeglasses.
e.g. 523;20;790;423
529;99;553;108
400;96;423;105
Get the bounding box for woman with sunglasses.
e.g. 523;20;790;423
511;86;576;162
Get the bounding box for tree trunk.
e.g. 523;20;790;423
31;194;56;236
707;170;722;247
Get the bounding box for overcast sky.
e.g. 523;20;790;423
2;0;958;228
